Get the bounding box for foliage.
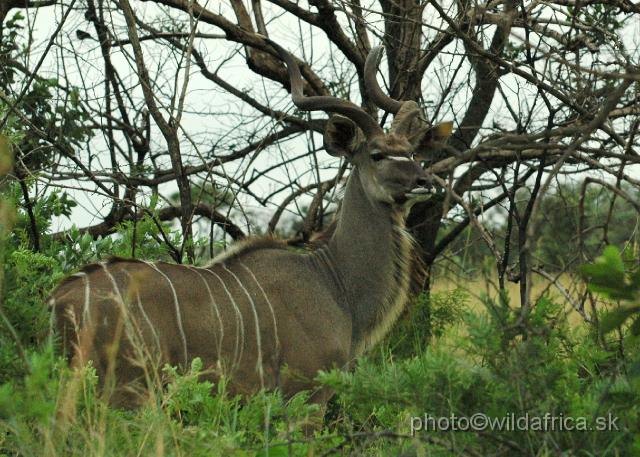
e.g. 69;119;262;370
1;217;639;455
581;245;640;391
1;131;638;454
0;134;14;274
381;288;467;358
56;215;186;272
1;13;92;171
0;215;332;455
0;135;637;456
0;169;190;384
441;182;640;275
0;248;61;382
1;145;637;454
581;245;640;336
0;351;331;456
0;0;638;453
7;181;76;247
320;290;639;455
178;179;237;209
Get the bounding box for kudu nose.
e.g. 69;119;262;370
415;176;431;188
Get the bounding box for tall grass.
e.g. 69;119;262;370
0;163;637;454
1;283;637;456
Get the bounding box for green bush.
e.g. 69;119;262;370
1;158;638;455
0;248;61;382
0;351;335;456
380;288;467;359
319;289;639;455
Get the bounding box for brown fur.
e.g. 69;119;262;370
49;45;450;418
208;236;289;265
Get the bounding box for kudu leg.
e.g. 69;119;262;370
303;386;336;436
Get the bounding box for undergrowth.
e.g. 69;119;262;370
0;178;638;455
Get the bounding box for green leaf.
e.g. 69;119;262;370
256;446;291;457
628;358;640;378
630;316;640;336
0;134;12;175
149;193;159;211
79;232;92;252
600;305;640;334
581;245;637;300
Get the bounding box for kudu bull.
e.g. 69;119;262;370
50;42;452;408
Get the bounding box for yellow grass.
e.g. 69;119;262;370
426;271;608;362
431;271;598;327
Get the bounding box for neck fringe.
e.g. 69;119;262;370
206;237;288;266
355;210;425;355
205;207;425;357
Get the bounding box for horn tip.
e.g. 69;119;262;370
372;46;384;61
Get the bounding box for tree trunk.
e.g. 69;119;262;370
379;0;423;102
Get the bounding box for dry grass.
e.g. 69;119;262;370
431;271;598;327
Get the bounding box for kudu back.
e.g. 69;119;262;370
50;42;452;407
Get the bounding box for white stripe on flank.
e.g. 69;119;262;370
145;262;189;366
223;264;265;389
73;272;91;325
48;297;56;345
100;263;123;303
201;267;245;372
186;266;224;362
83;274;91;326
100;263;129;339
239;262;280;355
121;269;161;353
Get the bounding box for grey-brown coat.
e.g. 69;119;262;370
50;42;452;407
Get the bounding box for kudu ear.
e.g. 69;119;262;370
413;121;454;160
323;115;364;157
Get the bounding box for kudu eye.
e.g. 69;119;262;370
370;152;385;162
411;153;427;167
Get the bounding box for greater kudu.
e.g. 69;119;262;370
50;42;452;408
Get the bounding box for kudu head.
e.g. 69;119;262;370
270;42;453;206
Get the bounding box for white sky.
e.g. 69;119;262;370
10;1;640;240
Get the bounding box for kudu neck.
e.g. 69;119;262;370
326;168;412;355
